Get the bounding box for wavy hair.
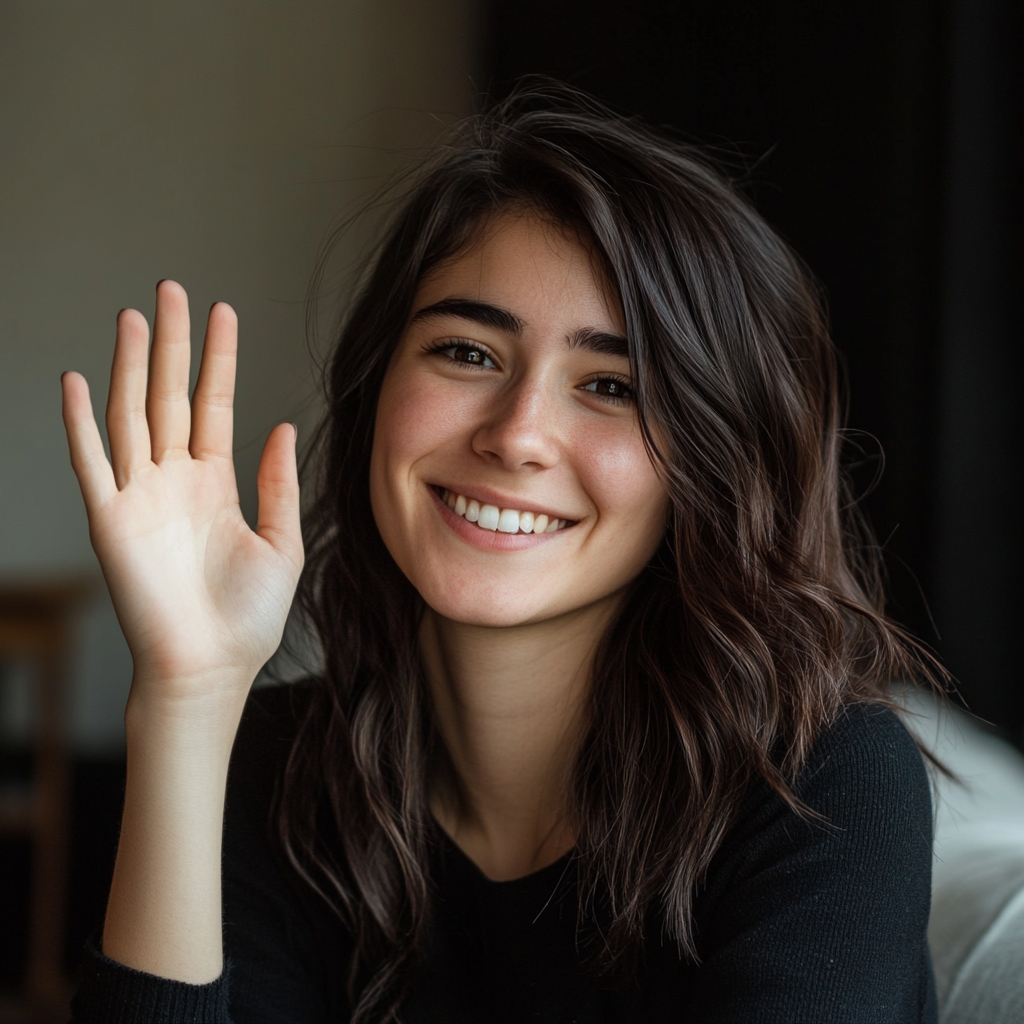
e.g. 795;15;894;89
281;80;942;1022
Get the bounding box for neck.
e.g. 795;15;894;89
421;596;619;881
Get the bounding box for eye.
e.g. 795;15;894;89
581;376;634;403
426;340;497;368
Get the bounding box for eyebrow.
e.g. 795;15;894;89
567;326;630;359
410;298;524;337
410;297;630;358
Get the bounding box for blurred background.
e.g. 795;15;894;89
0;0;1020;1018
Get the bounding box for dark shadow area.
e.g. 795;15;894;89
0;751;124;987
487;0;1023;744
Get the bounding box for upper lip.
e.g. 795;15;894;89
432;482;579;523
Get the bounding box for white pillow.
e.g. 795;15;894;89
898;689;1024;1023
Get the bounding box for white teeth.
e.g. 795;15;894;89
439;488;570;536
477;504;500;531
497;508;520;533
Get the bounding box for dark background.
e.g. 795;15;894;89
489;0;1024;743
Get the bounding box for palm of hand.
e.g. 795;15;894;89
63;282;303;707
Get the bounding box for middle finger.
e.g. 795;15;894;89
147;279;193;461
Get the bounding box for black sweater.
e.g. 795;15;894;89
72;687;938;1023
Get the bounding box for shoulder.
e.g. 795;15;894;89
687;701;937;1021
794;700;933;802
791;700;933;829
702;699;934;926
804;699;927;773
722;701;932;859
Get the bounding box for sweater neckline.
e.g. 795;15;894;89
431;817;576;889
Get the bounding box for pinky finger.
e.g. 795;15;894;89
62;372;118;510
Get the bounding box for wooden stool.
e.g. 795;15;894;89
0;579;95;1019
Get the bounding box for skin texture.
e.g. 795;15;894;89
372;213;669;878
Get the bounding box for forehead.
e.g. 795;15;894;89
412;211;625;335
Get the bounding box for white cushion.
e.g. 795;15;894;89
899;690;1024;1023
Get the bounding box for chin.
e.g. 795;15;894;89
418;582;554;629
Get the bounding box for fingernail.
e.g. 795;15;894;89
290;423;298;440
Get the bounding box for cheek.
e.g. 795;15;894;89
370;367;488;525
370;370;436;575
373;371;455;484
373;373;429;472
574;422;667;538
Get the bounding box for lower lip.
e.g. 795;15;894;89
428;487;567;551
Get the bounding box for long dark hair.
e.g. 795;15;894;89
281;80;941;1022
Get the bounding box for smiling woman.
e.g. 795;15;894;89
371;213;668;628
67;82;943;1023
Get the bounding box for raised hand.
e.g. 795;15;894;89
62;280;303;711
61;281;304;982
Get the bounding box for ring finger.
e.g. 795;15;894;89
106;308;152;488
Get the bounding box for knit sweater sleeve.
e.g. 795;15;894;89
682;702;937;1023
70;939;230;1024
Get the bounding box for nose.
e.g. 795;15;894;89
471;376;560;470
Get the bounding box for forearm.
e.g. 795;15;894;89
102;681;248;984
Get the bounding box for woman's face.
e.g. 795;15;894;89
370;211;669;628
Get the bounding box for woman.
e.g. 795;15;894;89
66;83;939;1022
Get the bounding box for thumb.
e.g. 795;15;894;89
255;423;303;567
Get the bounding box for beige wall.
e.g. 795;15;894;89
0;0;478;750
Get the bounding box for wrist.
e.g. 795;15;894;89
124;671;252;754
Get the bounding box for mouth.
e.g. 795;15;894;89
433;486;575;536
